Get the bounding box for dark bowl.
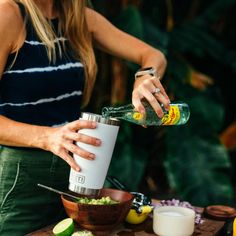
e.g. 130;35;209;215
61;188;133;232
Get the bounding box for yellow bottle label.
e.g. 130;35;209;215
133;112;143;121
162;105;180;125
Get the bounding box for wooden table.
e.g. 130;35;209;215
27;202;226;236
27;216;225;236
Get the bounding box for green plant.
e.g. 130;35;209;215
91;0;236;206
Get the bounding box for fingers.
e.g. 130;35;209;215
62;120;101;161
132;88;146;114
152;77;170;105
133;75;170;117
66;120;97;131
63;141;95;161
60;150;81;172
138;85;164;117
153;89;170;111
64;131;101;146
47;119;102;171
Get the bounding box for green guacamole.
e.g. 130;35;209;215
76;196;119;205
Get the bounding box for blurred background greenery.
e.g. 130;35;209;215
85;0;236;207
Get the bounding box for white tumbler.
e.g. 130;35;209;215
69;112;120;196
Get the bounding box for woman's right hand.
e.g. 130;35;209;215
44;120;101;172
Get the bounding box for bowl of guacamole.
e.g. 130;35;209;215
61;188;133;232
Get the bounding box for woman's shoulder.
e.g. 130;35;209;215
0;0;21;21
0;1;23;33
0;0;24;51
0;0;24;31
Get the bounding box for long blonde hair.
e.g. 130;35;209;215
18;0;97;107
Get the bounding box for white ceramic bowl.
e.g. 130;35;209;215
153;206;195;236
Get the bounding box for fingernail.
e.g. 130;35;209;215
76;167;80;172
96;139;101;146
91;122;97;128
140;108;145;114
89;154;95;159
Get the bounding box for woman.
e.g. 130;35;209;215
0;0;170;234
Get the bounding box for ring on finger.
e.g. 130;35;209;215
152;87;161;94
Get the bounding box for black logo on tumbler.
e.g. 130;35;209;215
76;174;85;184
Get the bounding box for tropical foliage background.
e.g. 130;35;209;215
86;0;236;207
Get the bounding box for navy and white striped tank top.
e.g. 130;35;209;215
0;3;85;127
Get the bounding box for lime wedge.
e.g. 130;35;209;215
52;218;74;236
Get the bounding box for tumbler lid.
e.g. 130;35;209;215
81;112;120;126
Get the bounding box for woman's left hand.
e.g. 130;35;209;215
132;74;170;118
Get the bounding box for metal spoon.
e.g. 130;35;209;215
37;183;79;201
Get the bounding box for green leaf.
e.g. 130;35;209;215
170;24;226;60
105;123;148;191
142;18;169;55
163;88;233;206
112;6;144;40
165;130;233;207
195;0;236;27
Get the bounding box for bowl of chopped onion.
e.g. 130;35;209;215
61;188;133;232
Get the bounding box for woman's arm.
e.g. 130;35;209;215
86;8;170;117
0;115;100;171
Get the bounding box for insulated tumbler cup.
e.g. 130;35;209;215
69;112;120;196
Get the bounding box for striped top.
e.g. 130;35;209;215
0;3;85;127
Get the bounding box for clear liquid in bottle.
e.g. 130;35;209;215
102;101;190;126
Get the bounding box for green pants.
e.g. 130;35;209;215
0;145;70;236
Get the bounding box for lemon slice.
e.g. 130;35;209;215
52;218;74;236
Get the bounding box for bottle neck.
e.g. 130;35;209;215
102;104;134;118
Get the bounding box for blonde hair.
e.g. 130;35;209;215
18;0;97;107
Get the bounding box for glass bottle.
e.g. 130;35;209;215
102;101;190;126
